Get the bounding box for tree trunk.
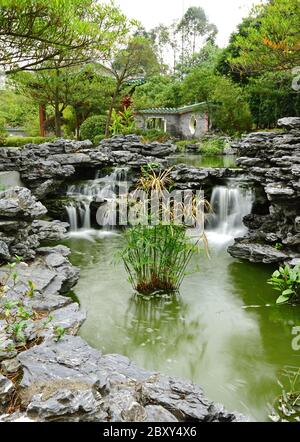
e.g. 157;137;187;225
105;82;121;137
54;99;61;137
54;68;61;137
193;32;196;55
39;105;46;137
75;113;81;140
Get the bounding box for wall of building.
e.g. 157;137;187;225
179;112;208;139
135;111;208;139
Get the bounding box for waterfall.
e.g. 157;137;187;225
65;168;128;233
207;183;253;244
65;205;78;231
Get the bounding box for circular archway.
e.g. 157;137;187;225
189;116;197;135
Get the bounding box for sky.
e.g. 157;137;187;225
115;0;262;47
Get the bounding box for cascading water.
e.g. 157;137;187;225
65;168;128;234
206;182;253;244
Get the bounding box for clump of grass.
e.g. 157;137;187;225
198;138;225;155
0;136;56;148
270;366;300;422
120;224;198;295
136;164;174;193
119;164;210;295
175;139;199;152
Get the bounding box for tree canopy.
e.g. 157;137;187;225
0;0;130;73
229;0;300;74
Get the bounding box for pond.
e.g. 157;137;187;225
56;167;300;422
59;227;299;422
168;153;237;169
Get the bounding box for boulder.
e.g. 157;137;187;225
277;117;300;130
0;374;14;411
0;187;47;219
228;241;288;264
229;118;300;263
17;335;248;422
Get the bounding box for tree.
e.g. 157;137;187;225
148;24;171;74
177;6;218;63
62;66;115;138
0;0;130;74
229;0;300;74
0;87;37;128
13;64;115;137
133;75;183;110
101;35;160;135
245;71;300;129
212;77;252;135
181;66;252;135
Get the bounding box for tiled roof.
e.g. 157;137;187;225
135;102;207;115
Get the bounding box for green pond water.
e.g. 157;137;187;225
60;230;300;422
168;154;237;169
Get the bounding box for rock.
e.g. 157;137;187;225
170;165;242;190
47;303;87;336
17;335;247;422
228;241;288;264
0;187;67;262
0;137;175;196
278;117;300;130
0;374;14;410
141;375;212;421
295;217;300;233
103;387;145;422
17;336;105;405
0;412;34;422
1;358;21;375
33;179;64;200
0;248;79;307
27;293;72;312
144;405;178;422
26;389;106;422
37;245;71;257
230;118;300;263
0;333;17;362
31;220;69;241
0;187;47;219
45;253;67;268
0;240;10;261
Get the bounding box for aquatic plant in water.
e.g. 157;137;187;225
268;265;300;304
120;224;198;295
119;165;209;295
270;366;300;422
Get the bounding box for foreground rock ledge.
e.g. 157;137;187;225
0;335;249;422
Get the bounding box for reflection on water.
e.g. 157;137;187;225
168;154;237;169
60;233;300;422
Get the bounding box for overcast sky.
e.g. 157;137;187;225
115;0;262;47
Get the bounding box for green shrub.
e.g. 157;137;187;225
175;139;199;152
80;115;106;141
198;138;225;155
0;136;56;147
93;134;107;145
268;265;300;304
141;129;171;143
0;116;7;144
